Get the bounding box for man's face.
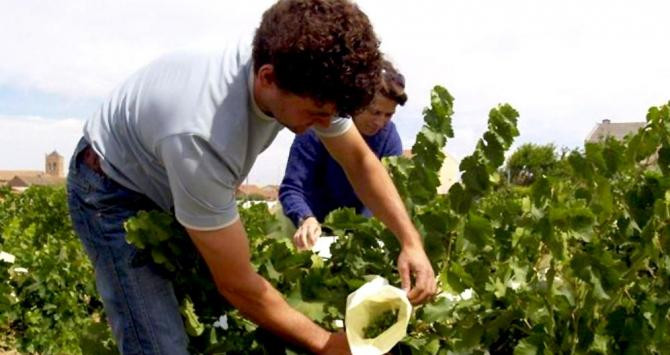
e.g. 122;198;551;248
353;93;397;136
272;91;338;134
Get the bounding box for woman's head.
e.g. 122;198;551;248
354;60;407;136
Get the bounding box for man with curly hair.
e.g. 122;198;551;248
67;0;436;353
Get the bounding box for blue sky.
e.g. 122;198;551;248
0;86;99;118
1;0;669;184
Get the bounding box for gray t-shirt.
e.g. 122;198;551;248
84;43;352;230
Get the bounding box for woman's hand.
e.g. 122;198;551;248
293;216;322;251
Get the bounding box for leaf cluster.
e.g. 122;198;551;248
0;186;114;354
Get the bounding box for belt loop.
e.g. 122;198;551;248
83;146;104;175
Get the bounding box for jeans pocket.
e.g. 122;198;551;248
86;180;144;212
67;191;101;264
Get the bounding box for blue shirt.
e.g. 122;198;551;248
279;122;403;227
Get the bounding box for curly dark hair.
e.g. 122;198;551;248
380;59;407;106
253;0;382;117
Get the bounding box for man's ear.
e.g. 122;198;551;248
256;64;276;88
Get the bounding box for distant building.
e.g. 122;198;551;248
586;119;645;143
437;152;459;194
45;151;64;177
6;175;66;190
0;170;43;186
401;149;459;194
586;119;657;166
236;184;279;201
0;151;66;191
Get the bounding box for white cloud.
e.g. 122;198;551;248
0;0;274;97
247;130;294;186
0;115;84;171
358;0;670;157
1;0;670;183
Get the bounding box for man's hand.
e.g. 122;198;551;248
320;126;437;304
293;216;322;251
318;331;351;355
398;245;436;305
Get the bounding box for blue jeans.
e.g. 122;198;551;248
67;138;189;355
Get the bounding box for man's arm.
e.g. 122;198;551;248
158;135;349;352
320;126;436;304
186;220;349;354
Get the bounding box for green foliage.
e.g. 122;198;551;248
0;186;10;199
123;202;315;353
0;186;114;354
505;143;558;185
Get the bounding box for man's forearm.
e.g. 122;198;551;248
321;128;437;303
218;272;330;353
345;152;422;248
187;224;333;353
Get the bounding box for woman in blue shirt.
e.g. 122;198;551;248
279;59;408;250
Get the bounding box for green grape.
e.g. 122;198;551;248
362;308;399;339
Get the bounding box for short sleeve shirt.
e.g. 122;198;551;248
84;42;351;230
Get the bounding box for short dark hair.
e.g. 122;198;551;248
253;0;382;117
380;59;407;106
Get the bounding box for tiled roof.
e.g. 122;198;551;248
6;174;66;188
586;120;645;143
0;170;43;181
236;184;278;200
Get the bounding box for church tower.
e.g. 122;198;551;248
45;151;64;177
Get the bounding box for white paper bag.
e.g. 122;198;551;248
345;276;412;355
